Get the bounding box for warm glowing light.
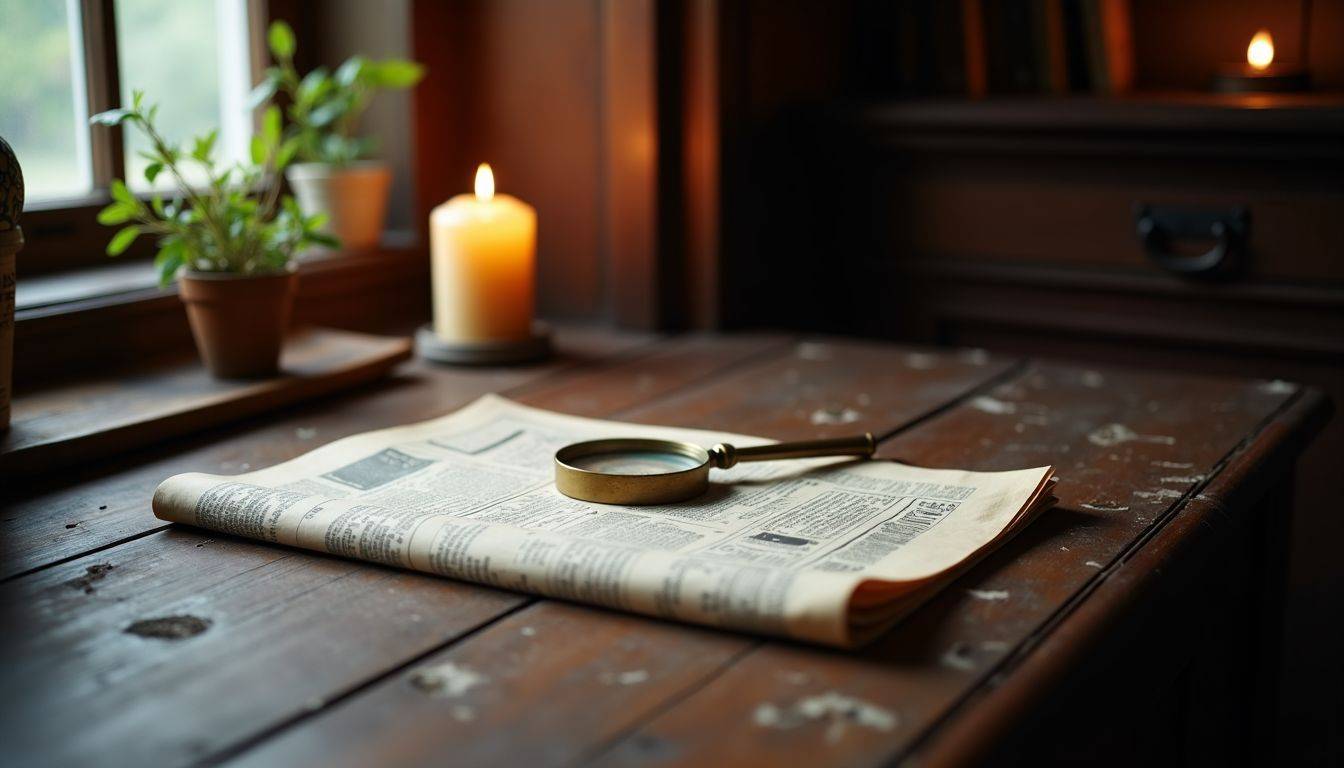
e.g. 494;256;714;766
474;163;495;202
1247;30;1274;71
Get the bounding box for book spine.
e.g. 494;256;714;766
1080;0;1110;93
1061;0;1091;91
962;0;988;97
1099;0;1134;93
1041;0;1069;93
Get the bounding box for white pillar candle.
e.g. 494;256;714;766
429;164;536;343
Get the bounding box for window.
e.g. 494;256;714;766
115;0;253;191
0;0;93;202
0;0;257;275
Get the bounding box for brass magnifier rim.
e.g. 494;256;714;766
554;432;877;506
554;438;713;505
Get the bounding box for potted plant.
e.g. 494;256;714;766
92;92;335;379
252;21;424;254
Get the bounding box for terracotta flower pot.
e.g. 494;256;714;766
285;161;392;254
178;270;297;379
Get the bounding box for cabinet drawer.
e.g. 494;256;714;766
892;166;1344;286
877;154;1344;285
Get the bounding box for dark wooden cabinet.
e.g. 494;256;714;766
827;93;1342;495
763;93;1344;759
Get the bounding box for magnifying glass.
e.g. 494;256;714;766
554;433;877;505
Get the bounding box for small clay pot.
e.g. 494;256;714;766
178;269;297;379
285;161;392;254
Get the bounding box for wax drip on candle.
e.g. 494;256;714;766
475;163;495;203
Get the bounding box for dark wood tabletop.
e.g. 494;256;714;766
0;328;1329;767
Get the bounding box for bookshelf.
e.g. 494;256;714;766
857;91;1344;129
853;0;1343;103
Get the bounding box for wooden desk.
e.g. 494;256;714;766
0;329;1329;766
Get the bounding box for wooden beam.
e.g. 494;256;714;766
600;0;661;329
681;0;722;329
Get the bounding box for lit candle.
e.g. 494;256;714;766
1213;28;1310;93
429;164;536;343
1246;29;1275;72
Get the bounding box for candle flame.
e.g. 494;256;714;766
1247;29;1274;71
475;163;495;202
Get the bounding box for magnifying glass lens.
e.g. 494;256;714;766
566;450;703;475
555;434;875;505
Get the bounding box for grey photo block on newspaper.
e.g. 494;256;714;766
323;448;435;491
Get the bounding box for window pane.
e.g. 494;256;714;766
115;0;252;191
0;0;93;203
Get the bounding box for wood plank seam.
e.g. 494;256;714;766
868;357;1029;444
508;332;794;404
217;349;1026;766
203;600;540;766
572;643;761;767
0;526;167;587
892;385;1313;763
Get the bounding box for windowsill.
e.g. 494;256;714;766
16;259;162;314
15;229;422;320
12;230;429;388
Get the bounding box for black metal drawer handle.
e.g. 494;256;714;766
1134;204;1249;279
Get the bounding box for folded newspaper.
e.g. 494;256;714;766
153;395;1056;647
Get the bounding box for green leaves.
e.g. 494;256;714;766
275;136;300;170
307;100;345;128
90;108;132;126
94;89;322;279
367;60;424;89
153;238;187;286
107;225;141;256
91;21;411;274
97;201;136;225
110;179;135;205
335;56;367;87
258;23;424;165
250;135;267;165
191;130;217;163
249;105;284;165
248;75;280;110
296;68;334;108
268;20;295;60
262;105;282;146
333;57;423;89
101;180;140;224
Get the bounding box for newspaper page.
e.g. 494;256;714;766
152;395;1053;647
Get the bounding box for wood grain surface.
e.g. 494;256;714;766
0;330;1325;767
228;340;1017;768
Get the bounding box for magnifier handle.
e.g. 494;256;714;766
710;433;876;469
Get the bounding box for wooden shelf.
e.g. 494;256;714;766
850;91;1344;136
1;327;412;476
